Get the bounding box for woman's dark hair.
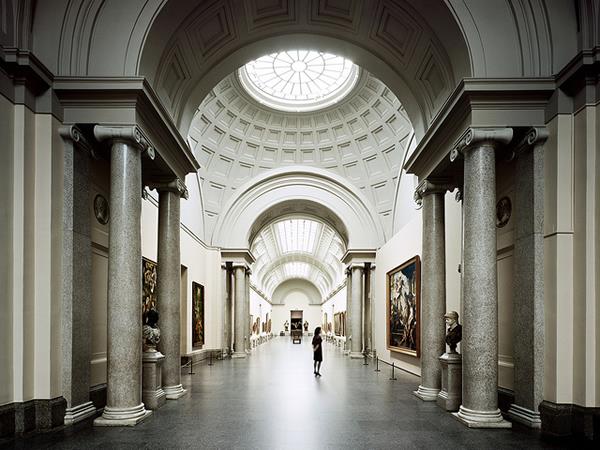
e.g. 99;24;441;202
314;326;321;335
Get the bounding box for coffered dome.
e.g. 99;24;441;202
188;69;414;244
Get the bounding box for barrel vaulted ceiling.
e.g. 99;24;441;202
188;70;413;243
250;217;345;299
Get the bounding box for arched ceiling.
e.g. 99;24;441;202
189;70;412;242
251;217;345;298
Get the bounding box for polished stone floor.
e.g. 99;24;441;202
4;338;569;449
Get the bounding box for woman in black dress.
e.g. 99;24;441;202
312;327;323;376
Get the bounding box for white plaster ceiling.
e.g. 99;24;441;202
188;69;413;243
251;217;345;299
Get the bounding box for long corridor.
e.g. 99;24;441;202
6;338;563;449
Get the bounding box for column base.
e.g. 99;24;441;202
94;403;152;427
143;388;166;410
413;385;440;401
163;384;187;400
349;352;364;359
507;403;541;428
231;352;247;359
64;401;97;425
453;406;512;428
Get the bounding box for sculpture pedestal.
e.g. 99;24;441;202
437;352;462;412
142;351;166;410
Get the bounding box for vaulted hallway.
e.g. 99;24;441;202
8;338;561;450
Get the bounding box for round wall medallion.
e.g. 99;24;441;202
496;196;511;228
94;194;110;225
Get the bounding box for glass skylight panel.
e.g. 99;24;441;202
239;50;359;112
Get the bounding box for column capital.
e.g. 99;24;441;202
515;127;549;156
59;125;95;153
450;127;513;162
148;178;189;199
349;263;365;272
414;179;454;205
94;125;155;160
231;263;250;271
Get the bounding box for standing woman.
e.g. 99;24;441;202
312;327;323;376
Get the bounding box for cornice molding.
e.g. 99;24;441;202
404;78;555;179
341;249;377;265
53;76;199;181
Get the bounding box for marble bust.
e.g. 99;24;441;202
143;309;161;352
444;311;462;354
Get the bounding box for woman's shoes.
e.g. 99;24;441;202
316;372;321;377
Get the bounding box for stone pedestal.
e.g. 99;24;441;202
142;351;166;410
437;352;462;411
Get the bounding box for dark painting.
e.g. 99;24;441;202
192;282;204;348
142;258;158;320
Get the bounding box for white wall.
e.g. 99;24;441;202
321;286;347;335
271;284;322;335
375;211;422;375
0;94;14;406
249;288;272;338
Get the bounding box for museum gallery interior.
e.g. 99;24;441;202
0;0;599;447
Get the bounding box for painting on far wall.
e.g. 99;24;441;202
387;255;421;357
192;282;205;349
142;258;158;320
334;312;341;336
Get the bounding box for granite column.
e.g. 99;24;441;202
453;128;512;428
94;125;152;426
245;268;252;353
508;128;548;427
232;265;247;358
155;180;188;400
414;180;450;401
364;263;373;355
349;264;364;358
344;267;352;354
59;126;96;424
222;263;232;356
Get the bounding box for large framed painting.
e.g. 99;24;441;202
142;257;158;320
192;282;205;349
334;312;341;336
387;255;421;357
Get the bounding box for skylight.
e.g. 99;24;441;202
238;50;359;112
250;217;346;298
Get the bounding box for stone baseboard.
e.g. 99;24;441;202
540;401;600;442
89;384;107;411
1;396;68;438
0;403;16;438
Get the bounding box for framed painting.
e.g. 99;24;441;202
386;255;421;357
142;257;158;320
192;282;205;349
334;312;341;336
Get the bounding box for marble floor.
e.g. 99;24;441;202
4;338;569;449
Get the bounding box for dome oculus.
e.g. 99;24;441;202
238;50;359;112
